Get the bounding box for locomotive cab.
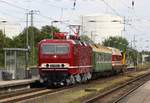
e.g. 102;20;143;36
38;39;73;86
110;47;124;73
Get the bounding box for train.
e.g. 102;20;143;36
38;34;126;86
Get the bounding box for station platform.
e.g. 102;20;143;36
119;80;150;103
0;78;38;88
0;78;39;93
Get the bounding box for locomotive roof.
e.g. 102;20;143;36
91;44;112;54
108;47;122;55
39;39;76;44
39;39;91;46
39;39;115;54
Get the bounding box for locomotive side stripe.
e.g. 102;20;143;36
69;65;92;68
42;69;68;71
39;65;92;69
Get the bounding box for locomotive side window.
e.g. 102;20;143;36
42;43;69;54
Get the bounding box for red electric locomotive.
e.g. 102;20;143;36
38;38;92;86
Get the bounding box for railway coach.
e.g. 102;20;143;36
91;44;113;77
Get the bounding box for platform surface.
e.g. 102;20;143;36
119;80;150;103
0;77;39;88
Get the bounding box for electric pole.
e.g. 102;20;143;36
25;13;29;77
28;10;39;65
73;0;77;10
26;13;29;49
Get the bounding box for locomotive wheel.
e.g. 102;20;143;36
75;74;81;83
66;75;76;85
66;78;71;86
70;75;76;84
87;72;92;80
81;73;87;83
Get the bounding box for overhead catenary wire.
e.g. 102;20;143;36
5;0;71;27
0;8;24;21
0;1;149;41
28;0;68;21
99;1;147;35
120;0;131;9
0;0;29;27
37;13;71;26
34;0;68;10
100;0;121;16
99;0;150;51
0;0;70;29
0;0;29;11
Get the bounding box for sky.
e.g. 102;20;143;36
0;0;150;51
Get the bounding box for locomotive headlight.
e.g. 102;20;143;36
46;64;49;68
41;64;47;68
61;64;65;67
63;63;69;68
41;63;50;68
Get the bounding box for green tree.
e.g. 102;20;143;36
41;25;59;39
11;26;41;65
0;25;60;66
102;36;129;52
0;30;5;48
11;25;60;48
11;25;60;65
12;26;41;48
127;47;138;66
0;30;13;67
80;35;92;41
0;30;5;66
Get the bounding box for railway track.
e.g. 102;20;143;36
0;88;51;103
0;83;79;103
84;71;150;103
0;69;148;103
0;86;72;103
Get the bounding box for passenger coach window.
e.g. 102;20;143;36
42;44;69;54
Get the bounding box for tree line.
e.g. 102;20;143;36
0;25;59;67
0;25;149;67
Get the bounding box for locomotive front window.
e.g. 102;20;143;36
42;44;69;54
56;45;69;54
42;44;55;54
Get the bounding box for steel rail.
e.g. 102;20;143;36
84;71;150;103
0;88;45;100
0;83;80;103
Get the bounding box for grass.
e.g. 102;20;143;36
137;63;150;70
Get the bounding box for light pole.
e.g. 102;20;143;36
1;20;7;35
25;13;29;78
88;20;97;42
